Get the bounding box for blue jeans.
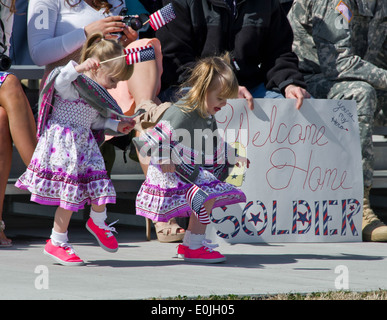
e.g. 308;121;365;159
249;83;284;99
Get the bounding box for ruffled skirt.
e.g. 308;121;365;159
136;164;246;222
16;119;116;211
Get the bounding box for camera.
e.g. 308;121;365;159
0;41;11;71
119;8;148;31
0;53;11;71
122;15;143;31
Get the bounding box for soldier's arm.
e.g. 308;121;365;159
312;0;387;91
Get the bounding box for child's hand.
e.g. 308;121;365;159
117;119;135;134
75;58;100;74
235;156;250;169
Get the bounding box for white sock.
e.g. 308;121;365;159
50;229;68;246
90;208;107;227
189;233;205;250
183;230;191;247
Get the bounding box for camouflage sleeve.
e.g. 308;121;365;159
311;0;387;91
364;1;387;70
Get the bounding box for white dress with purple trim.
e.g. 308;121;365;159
135;104;246;222
15;94;116;211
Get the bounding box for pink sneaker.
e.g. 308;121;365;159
86;218;118;253
184;245;226;264
44;240;84;266
176;244;187;258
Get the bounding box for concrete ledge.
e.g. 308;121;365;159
9;65;45;80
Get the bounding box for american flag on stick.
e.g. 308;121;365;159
125;45;155;65
99;45;156;65
174;170;210;224
186;184;210;224
148;3;176;31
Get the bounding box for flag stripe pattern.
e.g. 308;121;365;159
149;3;176;31
186;184;210;224
199;207;210;224
123;45;152;55
125;45;155;65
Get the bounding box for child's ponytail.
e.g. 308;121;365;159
80;32;105;63
79;32;133;81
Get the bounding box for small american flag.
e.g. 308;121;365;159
186;184;210;224
124;45;152;55
125;45;155;65
149;3;176;31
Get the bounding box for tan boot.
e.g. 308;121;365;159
362;187;387;241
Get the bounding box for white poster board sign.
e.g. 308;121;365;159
207;99;363;243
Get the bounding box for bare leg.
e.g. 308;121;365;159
0;74;37;166
91;204;106;213
53;207;73;234
0;107;12;246
127;59;161;106
135;129;150;175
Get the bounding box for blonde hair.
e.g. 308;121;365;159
178;53;239;118
80;32;133;81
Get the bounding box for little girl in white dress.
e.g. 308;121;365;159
16;33;137;266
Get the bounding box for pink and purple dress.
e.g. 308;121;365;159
15;62;122;212
134;104;246;222
0;72;9;87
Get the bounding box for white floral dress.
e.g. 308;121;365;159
16;94;116;211
16;62;117;211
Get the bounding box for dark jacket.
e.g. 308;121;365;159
157;0;306;94
139;0;164;13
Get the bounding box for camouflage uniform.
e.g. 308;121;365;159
365;1;387;124
288;0;387;188
365;0;387;70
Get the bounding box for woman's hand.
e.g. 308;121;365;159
284;84;311;110
84;15;126;39
119;24;139;47
238;86;254;110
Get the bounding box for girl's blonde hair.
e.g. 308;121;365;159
178;53;239;118
80;32;133;81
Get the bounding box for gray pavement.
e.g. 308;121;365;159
1;213;387;300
